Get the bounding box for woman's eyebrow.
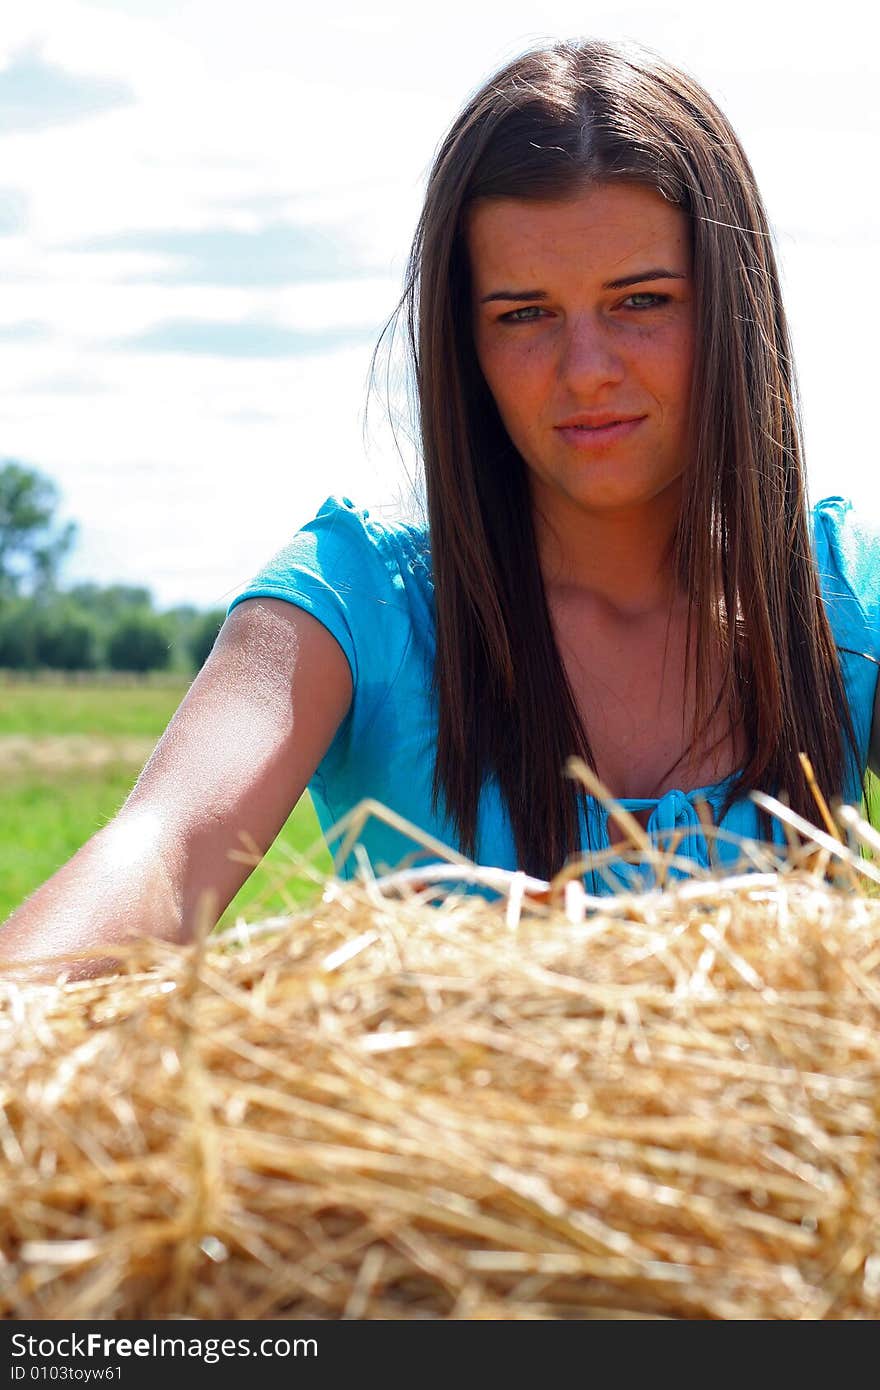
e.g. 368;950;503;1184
480;268;687;303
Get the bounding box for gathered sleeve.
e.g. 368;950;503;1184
811;496;880;793
225;493;417;786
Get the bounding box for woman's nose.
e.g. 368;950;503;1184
558;314;626;388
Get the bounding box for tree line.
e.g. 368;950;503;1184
0;460;225;675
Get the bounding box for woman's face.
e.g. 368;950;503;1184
467;181;695;519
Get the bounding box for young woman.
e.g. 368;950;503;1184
2;37;879;970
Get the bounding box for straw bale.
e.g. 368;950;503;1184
2;838;880;1319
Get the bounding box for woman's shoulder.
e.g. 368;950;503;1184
810;495;880;651
230;493;431;601
811;496;880;593
225;494;434;732
811;492;880;535
302;493;431;576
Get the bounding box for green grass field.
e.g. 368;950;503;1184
0;673;189;737
0;676;333;929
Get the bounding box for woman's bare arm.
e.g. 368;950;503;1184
0;598;352;974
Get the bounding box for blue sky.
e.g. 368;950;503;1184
0;42;133;130
0;0;877;607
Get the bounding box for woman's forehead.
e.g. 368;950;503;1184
465;183;691;285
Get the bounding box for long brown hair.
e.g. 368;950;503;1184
376;36;863;879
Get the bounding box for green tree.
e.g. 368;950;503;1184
162;603;202;674
107;611;172;673
188;607;226;671
0;596;39;669
0;460;77;597
66;581;154;619
34;600;101;671
0;596;102;671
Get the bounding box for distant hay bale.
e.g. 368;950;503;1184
2;790;880;1320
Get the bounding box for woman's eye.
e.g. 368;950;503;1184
623;293;669;309
499;293;670;323
499;305;546;322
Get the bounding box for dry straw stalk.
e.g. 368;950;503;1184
1;794;880;1320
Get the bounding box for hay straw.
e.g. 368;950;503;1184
1;793;879;1320
798;753;843;845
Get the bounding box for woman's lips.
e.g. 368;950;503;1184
556;417;645;448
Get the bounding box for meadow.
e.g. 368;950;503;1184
0;674;332;927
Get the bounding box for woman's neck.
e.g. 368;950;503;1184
533;484;684;620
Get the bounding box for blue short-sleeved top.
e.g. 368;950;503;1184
227;495;880;894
